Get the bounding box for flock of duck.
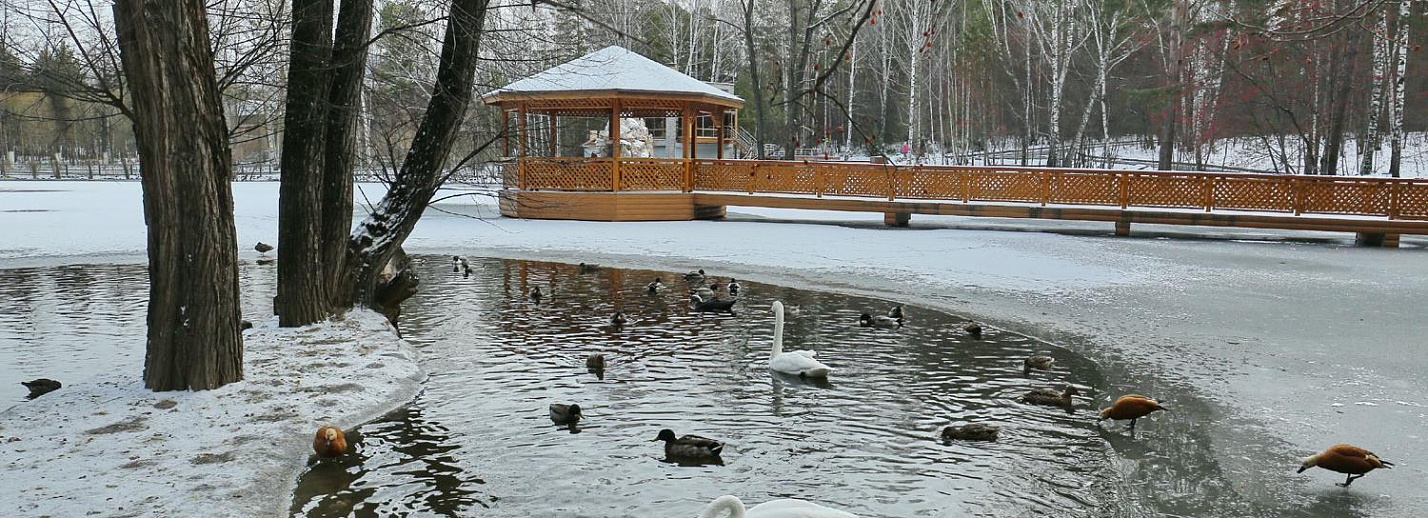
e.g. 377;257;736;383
301;259;1391;516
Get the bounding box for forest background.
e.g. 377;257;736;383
0;0;1423;181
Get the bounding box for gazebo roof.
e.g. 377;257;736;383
482;46;743;110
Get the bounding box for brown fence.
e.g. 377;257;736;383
506;157;1428;220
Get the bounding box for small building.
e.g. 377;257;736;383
483;45;745;221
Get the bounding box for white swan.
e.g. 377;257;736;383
698;495;857;518
768;301;833;378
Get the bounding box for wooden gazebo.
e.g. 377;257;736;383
485;46;744;221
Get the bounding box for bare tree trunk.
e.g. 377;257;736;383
113;0;243;391
1158;0;1186;171
322;0;375;308
276;0;335;326
347;0;491;314
740;0;768;158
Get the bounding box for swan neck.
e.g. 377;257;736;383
772;304;785;358
699;495;746;518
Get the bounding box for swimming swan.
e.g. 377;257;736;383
697;495;857;518
768;301;833;378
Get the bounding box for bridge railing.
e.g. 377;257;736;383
691;160;1428;220
503;157;1428;220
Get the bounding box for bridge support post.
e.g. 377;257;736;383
1354;232;1400;248
1114;220;1131;236
884;212;910;227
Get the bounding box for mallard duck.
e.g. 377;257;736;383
313;425;348;458
1299;444;1394;487
962;321;983;338
550;403;583;426
859;312;901;329
941;423;1000;442
1023;355;1054;376
698;495;857;518
1020;385;1079;410
586;353;606;371
529;286;543;304
610;311;627;328
888;305;904;320
727;279;741;296
684;269;706;283
254;242;274;254
690;293;737;313
21;378;61;399
691;286;716;300
578;262;599;274
769;301;833;378
653;428;723;459
645;277;664;293
1098;394;1167;431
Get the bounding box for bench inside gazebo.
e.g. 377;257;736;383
485;45;743;221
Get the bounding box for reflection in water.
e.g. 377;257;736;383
0;258;1377;517
294;256;1120;517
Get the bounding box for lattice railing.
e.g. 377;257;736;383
519;158;614;191
619;158;686;191
510;157;1428;220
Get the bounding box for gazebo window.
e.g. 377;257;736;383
645;117;668;139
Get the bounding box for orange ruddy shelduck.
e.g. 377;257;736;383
1098;394;1167;431
1298;444;1393;487
313;426;348;458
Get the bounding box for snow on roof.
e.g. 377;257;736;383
483;46;742;105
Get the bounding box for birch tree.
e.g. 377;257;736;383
1358;4;1390;175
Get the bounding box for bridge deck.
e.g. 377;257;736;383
499;158;1428;246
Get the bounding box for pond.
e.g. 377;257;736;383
0;256;1361;517
290;256;1118;517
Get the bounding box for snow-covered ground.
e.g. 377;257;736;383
2;180;1426;516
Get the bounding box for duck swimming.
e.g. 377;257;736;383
1020;385;1079;410
691;293;738;313
1023;355;1054;376
1098;394;1167;431
941;423;1000;442
586;354;606;372
684;269;706;283
653;428;723;460
961;321;983;338
1299;443;1393;487
697;494;857;518
550;403;583;427
768;301;833;378
646;277;664;293
610;311;628;328
888;305;904;320
529;286;543;304
727;279;741;296
858;312;901;329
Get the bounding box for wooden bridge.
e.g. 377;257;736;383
497;157;1428;247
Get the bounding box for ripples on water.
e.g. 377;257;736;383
0;257;1374;517
292;257;1118;517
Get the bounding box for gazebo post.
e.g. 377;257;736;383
518;103;528;157
548;112;559;157
715;108;725;160
682;103;695;191
611;99;622;191
502;109;512;157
